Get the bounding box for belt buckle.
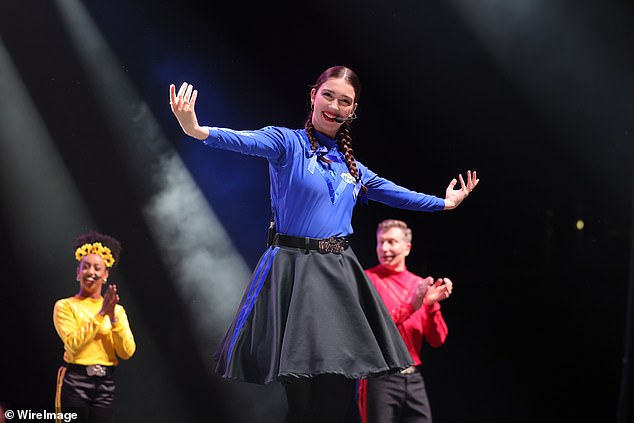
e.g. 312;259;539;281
86;364;107;377
318;237;348;254
400;366;417;375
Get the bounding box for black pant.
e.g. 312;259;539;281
365;371;432;423
284;374;357;423
56;366;116;423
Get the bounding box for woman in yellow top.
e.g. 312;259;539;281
53;231;136;423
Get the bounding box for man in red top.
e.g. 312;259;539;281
359;219;453;423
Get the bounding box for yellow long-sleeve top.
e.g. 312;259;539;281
53;296;136;366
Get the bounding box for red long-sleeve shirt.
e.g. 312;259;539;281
365;264;448;366
359;265;449;423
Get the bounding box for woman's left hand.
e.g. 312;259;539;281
100;284;119;323
443;170;479;210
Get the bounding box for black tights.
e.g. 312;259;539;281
284;374;356;423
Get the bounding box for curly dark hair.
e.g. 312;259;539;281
73;230;122;267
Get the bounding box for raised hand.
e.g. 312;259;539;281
169;82;209;140
408;276;434;310
424;278;453;305
99;284;119;323
443;170;479;210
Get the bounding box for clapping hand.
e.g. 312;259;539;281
408;276;434;310
424;278;453;305
99;284;119;323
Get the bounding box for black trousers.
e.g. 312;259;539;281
284;374;357;423
365;370;432;423
55;365;116;423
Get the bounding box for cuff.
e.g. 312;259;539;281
201;126;215;143
424;301;441;313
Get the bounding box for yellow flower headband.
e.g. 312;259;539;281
75;242;116;268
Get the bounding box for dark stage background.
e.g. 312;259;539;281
1;0;632;422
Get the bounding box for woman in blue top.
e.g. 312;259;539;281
169;66;478;423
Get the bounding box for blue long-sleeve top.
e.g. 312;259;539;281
202;126;445;238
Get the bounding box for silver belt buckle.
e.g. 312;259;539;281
86;364;107;377
400;366;417;375
318;237;348;254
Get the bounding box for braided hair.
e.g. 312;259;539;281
306;66;367;194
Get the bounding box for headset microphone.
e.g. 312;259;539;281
334;112;357;123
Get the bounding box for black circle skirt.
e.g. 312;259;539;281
214;244;413;384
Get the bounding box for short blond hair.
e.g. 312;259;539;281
376;219;412;243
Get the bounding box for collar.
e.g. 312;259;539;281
314;130;337;150
376;264;408;276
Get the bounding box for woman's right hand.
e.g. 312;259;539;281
169;82;210;140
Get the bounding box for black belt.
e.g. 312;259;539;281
64;363;115;377
273;234;350;254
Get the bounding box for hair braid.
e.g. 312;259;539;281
337;124;358;179
304;118;320;151
304;117;331;163
305;65;367;195
337;124;368;194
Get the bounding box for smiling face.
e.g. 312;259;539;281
76;254;109;299
376;227;412;272
310;77;358;138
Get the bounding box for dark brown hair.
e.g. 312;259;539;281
304;66;366;193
